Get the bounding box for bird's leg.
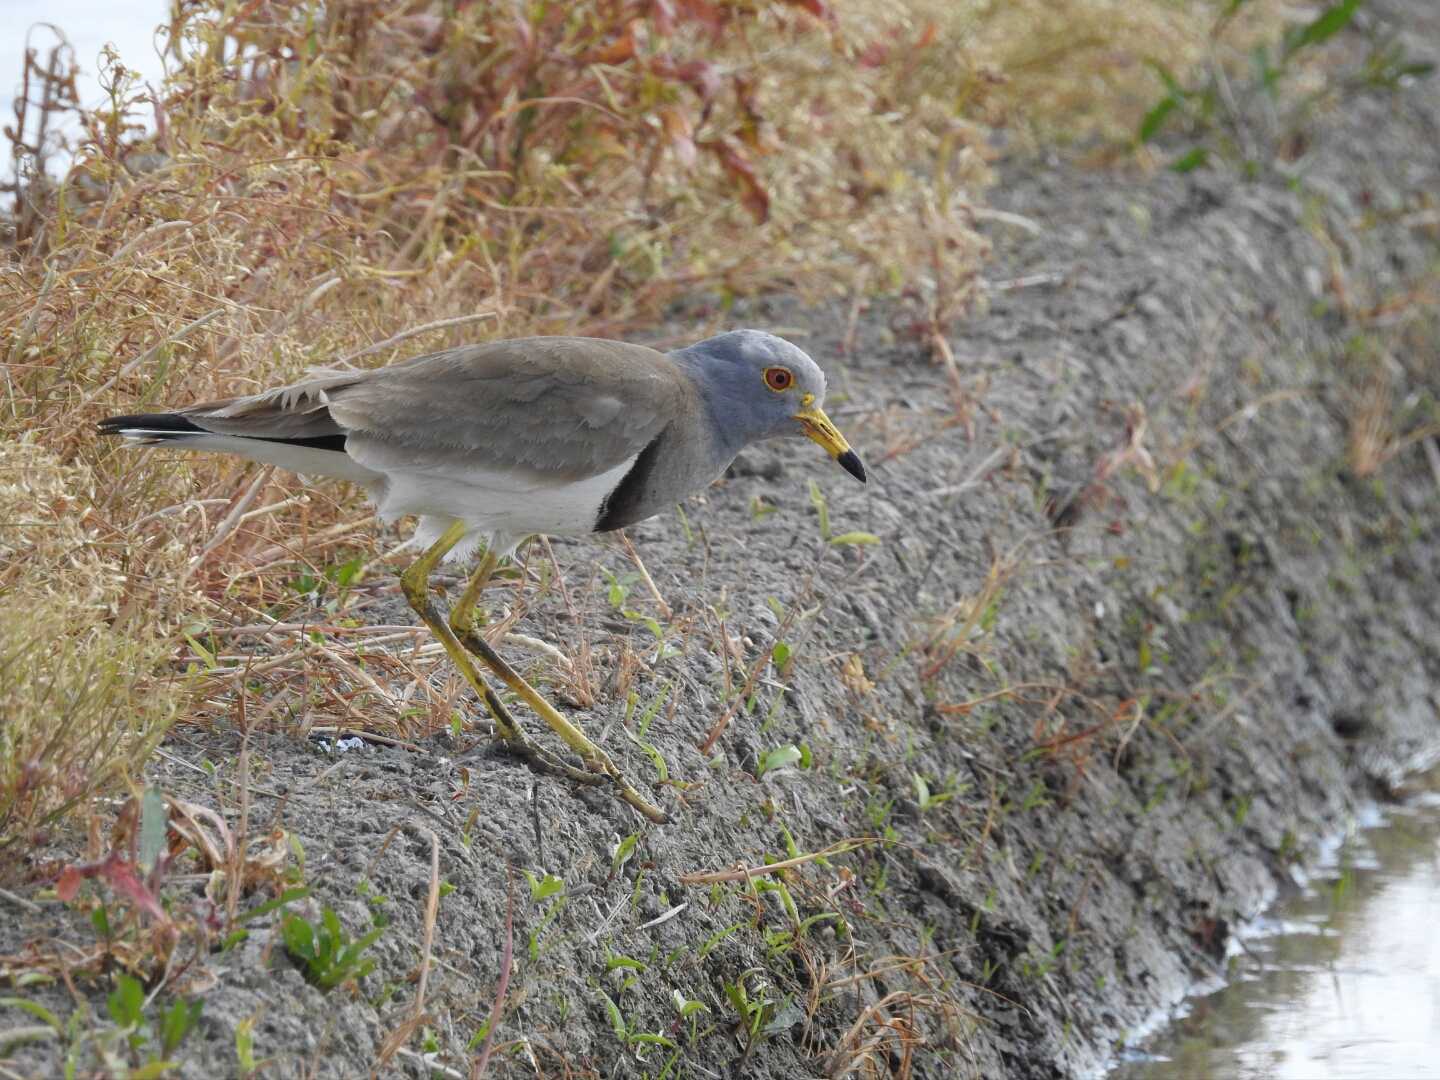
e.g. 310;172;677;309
457;627;667;824
448;545;667;824
400;522;604;788
449;545;502;635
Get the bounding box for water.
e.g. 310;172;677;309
1114;775;1440;1080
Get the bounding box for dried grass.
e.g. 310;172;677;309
2;0;1281;853
0;440;185;865
951;0;1272;144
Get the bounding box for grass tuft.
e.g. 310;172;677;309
0;441;184;863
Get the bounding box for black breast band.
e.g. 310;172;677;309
594;432;664;532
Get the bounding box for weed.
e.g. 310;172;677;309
697;922;744;962
756;743;811;780
523;871;565;904
596;989;677;1057
1019;780;1051;813
623;683;676;783
722;972;780;1053
808;480;833;542
1138;0;1433;173
524;872;568;963
600;568;641;611
612;832;641;875
912;773;957;813
919;547;1021;683
1231;795;1252;828
671;989;710;1044
281;906;385;991
9;972;210;1076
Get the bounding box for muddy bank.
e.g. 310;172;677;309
5;4;1440;1078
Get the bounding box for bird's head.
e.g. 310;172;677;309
675;329;866;482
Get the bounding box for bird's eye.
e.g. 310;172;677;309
763;367;794;392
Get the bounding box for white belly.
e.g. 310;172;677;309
365;452;637;560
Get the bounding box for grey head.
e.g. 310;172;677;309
671;329;866;482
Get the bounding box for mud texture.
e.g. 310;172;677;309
5;3;1440;1078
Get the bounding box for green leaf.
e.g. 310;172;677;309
240;886;312;924
829;531;881;547
698;921;743;960
1145;60;1186;98
913;773;931;806
1398;62;1436;79
129;1062;175;1080
1284;0;1361;58
611;832;640;874
0;997;62;1032
281;915;316;961
235;1017;256;1076
757;744;804;777
772;641;792;671
523;871;565;903
106;973;144;1029
797;912;842;936
629;1033;677;1048
183;632;217;670
723;979;749;1018
327;556;364;588
160;998;202;1056
622;724;669;783
1170;147;1209;173
808;480;831;541
1138;95;1178;143
138;787;167;875
597;989;627;1041
466;1019;492;1050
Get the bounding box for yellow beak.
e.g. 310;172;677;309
794;405;866;483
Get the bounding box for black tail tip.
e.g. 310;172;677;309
96;412;201;436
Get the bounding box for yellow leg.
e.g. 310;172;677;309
400;523;602;789
459;627;667;823
450;546;502;635
404;523;667;824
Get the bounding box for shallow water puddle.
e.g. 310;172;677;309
1113;777;1440;1080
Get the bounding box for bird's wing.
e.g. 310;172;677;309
177;369;357;441
328;337;687;481
181;337;690;482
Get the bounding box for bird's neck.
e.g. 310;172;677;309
669;348;750;465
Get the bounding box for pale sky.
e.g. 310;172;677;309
3;2;165;172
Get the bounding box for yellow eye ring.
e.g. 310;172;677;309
763;366;794;392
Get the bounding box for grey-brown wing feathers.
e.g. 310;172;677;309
179;337;690;482
177;369;357;441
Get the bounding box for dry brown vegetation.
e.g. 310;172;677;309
1;0;1291;866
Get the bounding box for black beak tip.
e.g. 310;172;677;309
837;449;867;484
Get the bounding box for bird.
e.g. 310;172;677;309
98;329;867;823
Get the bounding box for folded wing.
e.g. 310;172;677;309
174;336;688;486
